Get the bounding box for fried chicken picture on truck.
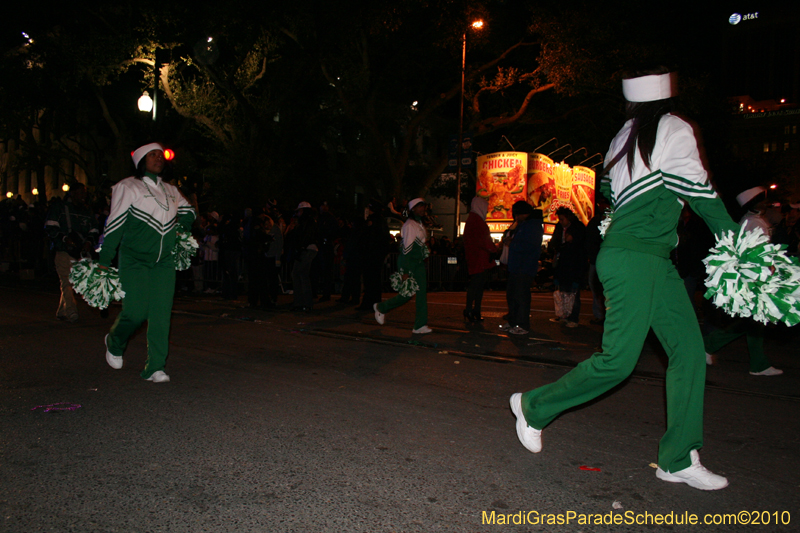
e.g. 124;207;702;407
478;163;526;219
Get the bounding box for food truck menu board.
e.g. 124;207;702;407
526;153;595;227
476;152;528;221
476;151;596;229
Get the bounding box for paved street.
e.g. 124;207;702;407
1;281;798;532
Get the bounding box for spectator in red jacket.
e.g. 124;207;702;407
463;196;499;322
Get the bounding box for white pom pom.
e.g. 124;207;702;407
703;226;800;326
68;259;125;309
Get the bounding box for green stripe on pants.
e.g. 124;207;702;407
520;246;706;473
107;256;176;379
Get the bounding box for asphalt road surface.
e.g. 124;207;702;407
1;286;798;532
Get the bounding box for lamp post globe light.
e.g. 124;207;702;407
138;91;153;113
454;19;484;239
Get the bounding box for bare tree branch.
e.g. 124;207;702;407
279;27;302;48
92;87;120;140
474;82;555;133
158;65;231;146
249;58;268;86
191;59;265;130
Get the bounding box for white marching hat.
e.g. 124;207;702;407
622;73;678;103
296;201;312;210
736;186;767;207
407;198;426;211
131;143;164;168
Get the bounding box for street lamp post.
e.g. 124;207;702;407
454;20;484;240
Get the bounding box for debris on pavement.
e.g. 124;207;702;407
579;466;601;471
31;402;82;412
612;501;623;510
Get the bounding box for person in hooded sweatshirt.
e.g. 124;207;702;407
463;196;499;322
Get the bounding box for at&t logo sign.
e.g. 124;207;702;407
729;12;759;25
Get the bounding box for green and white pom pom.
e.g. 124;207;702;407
598;208;614;239
390;270;421;298
703;226;800;326
173;232;199;271
68;258;125;310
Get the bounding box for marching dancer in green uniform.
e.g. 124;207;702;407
374;198;431;334
99;143;196;382
510;69;739;490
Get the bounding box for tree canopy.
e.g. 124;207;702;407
1;0;739;211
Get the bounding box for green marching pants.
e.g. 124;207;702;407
106;255;176;379
704;320;770;373
377;261;427;330
520;247;706;473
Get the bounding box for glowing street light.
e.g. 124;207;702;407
32;188;39;195
454;19;485;238
6;192;12;198
62;184;70;192
138;91;154;113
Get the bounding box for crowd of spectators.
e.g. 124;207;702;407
6;184;800;327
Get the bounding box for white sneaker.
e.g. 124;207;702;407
750;366;783;376
412;325;432;334
549;317;561;323
105;334;122;370
146;371;170;383
656;450;728;490
499;323;512;331
508;326;529;335
705;352;714;365
509;393;542;453
565;321;579;328
373;303;385;325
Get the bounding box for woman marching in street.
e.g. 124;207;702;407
374;198;432;334
510;68;743;490
98;143;196;383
